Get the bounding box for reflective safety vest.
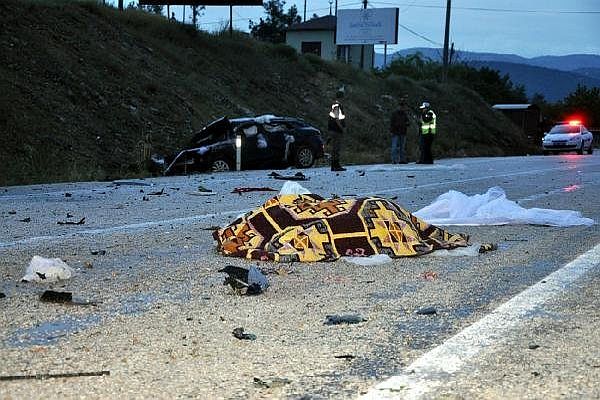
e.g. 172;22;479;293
420;110;437;135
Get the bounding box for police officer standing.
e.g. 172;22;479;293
328;90;347;172
418;101;436;164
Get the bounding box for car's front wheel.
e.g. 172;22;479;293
577;142;584;155
211;158;232;172
294;146;315;168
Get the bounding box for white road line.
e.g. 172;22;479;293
0;165;588;249
361;243;600;400
0;209;251;249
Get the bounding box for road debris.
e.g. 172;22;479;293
8;210;16;214
57;217;85;225
324;314;367;325
21;256;74;283
478;243;498;253
0;370;110;381
232;187;277;194
40;290;72;303
334;354;356;360
19;217;31;223
232;327;256;341
90;250;106;255
269;171;309;181
40;290;97;306
148;188;166;196
64;192;72;197
0;292;5;299
253;376;291;388
219;265;268;295
422;271;438;281
113;179;152;186
415;306;437;315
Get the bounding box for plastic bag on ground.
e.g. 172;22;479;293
21;256;74;283
279;181;311;195
414;187;594;227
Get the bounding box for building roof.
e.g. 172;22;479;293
492;104;539;110
288;15;336;32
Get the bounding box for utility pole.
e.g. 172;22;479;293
304;0;306;22
442;0;451;82
359;0;367;70
118;0;123;11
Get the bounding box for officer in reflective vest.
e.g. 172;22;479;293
418;101;436;164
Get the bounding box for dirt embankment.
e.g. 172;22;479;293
0;0;531;186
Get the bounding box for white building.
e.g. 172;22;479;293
285;15;374;71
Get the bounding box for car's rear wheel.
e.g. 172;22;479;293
542;150;549;156
587;145;594;155
211;158;231;172
294;146;315;168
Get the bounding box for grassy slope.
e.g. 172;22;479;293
0;0;532;186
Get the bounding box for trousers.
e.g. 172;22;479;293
391;134;407;163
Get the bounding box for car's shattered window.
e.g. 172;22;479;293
263;124;287;132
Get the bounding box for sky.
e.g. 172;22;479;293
111;0;600;58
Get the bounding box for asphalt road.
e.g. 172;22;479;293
0;154;599;399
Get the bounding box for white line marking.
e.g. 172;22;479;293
0;209;250;249
361;243;600;400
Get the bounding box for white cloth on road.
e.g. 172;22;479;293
414;186;594;227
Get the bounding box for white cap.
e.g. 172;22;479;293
419;102;430;109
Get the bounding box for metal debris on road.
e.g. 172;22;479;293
219;265;269;295
232;327;256;341
40;290;73;303
324;314;367;325
232;187;277;194
269;171;309;181
415;306;437;315
57;217;85;225
19;217;31;223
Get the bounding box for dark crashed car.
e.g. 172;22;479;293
152;115;325;174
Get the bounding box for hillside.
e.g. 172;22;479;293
0;0;531;186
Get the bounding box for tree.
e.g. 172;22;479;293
249;0;301;43
562;84;600;127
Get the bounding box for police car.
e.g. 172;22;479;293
542;120;594;155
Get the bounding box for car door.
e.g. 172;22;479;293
262;122;290;165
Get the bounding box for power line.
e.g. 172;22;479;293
370;1;600;14
399;23;442;46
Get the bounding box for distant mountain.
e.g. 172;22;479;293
469;61;600;101
375;47;600;71
574;67;600;80
374;48;600;101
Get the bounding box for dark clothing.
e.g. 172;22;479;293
419;108;436;164
419;134;434;164
328;102;346;169
390;107;409;163
390;108;409;135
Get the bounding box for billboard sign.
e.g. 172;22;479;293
336;8;399;45
138;0;262;5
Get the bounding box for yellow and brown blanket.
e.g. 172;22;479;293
214;194;469;262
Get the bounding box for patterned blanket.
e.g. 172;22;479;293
214;194;469;262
